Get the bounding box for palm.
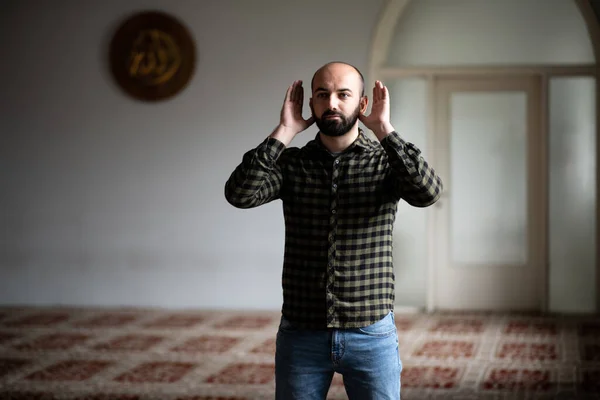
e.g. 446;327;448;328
281;80;314;134
360;80;391;131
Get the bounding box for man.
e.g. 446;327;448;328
224;62;442;399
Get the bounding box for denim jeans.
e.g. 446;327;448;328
275;311;402;399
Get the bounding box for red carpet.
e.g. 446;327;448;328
0;307;598;399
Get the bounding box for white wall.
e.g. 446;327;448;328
0;0;384;310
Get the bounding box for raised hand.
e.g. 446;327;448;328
281;80;314;132
270;80;314;146
359;80;395;140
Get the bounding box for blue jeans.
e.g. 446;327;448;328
275;311;402;399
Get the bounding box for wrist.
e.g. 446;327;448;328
269;124;297;146
372;122;395;141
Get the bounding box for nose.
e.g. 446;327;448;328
327;95;339;110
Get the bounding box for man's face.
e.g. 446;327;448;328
310;64;366;137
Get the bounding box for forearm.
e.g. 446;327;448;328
224;137;285;208
371;122;396;142
382;131;443;207
269;124;297;147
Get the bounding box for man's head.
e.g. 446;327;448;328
310;62;368;137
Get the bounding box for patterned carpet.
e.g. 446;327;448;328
0;307;599;399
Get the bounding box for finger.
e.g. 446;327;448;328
376;80;384;101
380;81;386;101
305;116;315;126
285;84;293;103
290;80;298;103
295;80;302;103
380;82;388;101
298;81;304;105
372;82;378;102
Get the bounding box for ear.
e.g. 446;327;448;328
360;96;368;113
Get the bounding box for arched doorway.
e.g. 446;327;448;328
369;0;599;314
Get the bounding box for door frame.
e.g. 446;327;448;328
430;75;546;311
389;69;595;313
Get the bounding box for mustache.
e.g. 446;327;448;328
321;110;344;119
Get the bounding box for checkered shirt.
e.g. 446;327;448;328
225;129;443;329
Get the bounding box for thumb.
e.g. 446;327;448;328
358;112;367;122
305;116;315;126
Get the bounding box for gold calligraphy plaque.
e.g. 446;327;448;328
109;11;196;101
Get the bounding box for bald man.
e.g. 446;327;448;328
225;62;443;399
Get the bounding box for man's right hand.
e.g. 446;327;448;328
270;80;314;146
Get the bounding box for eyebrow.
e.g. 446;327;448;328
315;87;353;93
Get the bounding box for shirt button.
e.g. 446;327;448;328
334;159;340;165
332;209;336;214
332;183;337;189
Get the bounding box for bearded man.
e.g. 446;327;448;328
225;61;443;399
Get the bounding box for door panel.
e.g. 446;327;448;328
450;91;528;266
548;77;597;313
434;77;544;311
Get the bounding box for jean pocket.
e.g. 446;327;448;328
357;311;397;337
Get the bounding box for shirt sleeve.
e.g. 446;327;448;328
224;137;287;209
380;131;443;207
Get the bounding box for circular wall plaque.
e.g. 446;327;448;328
109;11;196;101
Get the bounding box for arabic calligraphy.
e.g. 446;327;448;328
128;29;181;86
109;11;196;101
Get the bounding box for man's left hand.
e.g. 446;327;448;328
359;80;395;141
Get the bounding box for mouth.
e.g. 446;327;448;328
324;115;341;120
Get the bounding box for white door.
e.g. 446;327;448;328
433;76;545;311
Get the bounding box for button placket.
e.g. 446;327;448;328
326;157;341;324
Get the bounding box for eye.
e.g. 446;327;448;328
317;93;328;98
339;93;350;98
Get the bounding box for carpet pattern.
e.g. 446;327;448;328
0;307;598;399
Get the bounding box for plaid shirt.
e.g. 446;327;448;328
225;129;443;329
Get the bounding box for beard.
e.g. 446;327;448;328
314;105;361;137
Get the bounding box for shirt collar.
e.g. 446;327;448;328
307;128;373;155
